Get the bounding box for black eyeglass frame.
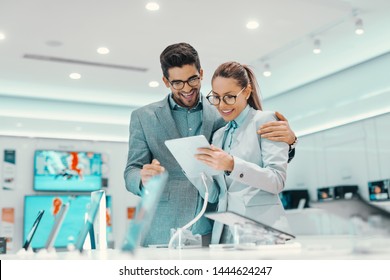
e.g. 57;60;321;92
168;75;201;90
206;87;246;106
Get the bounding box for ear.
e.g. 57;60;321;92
162;76;170;88
245;84;252;99
199;68;204;80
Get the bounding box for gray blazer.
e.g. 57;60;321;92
189;108;290;244
124;95;225;245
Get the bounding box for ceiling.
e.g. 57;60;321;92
0;0;389;142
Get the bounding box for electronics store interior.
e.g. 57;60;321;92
0;0;390;260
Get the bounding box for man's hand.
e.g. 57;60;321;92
141;159;165;186
258;111;296;145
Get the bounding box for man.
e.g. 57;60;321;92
124;42;297;246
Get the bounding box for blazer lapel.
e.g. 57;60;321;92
155;96;182;140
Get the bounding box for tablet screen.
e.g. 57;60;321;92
165;135;221;178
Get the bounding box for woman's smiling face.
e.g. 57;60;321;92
211;77;251;122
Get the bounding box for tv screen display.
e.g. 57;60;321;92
317;187;334;201
24;195;90;250
23;195;112;250
368;179;390;201
33;150;102;191
279;189;310;210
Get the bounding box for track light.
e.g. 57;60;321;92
312;39;321;54
262;63;272;77
355;18;364;35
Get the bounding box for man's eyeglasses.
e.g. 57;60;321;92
206;87;246;106
168;75;201;90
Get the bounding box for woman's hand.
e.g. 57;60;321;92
195;145;234;171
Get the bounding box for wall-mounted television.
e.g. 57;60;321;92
23;195;113;250
24;195;90;250
279;189;310;210
33;150;102;191
368;179;390;201
333;185;358;199
317;187;334;201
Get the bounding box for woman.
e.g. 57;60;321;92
194;61;290;244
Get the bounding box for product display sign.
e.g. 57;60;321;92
2;149;16;190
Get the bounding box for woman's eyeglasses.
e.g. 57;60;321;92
206;87;246;105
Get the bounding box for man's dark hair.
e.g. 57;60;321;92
160;42;201;79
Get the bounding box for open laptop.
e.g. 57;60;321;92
122;172;169;252
22;210;45;251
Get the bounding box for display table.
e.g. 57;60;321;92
1;235;390;260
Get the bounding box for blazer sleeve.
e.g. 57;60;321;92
124;110;152;196
229;114;289;194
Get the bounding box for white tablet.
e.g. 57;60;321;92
205;211;295;242
165;135;222;178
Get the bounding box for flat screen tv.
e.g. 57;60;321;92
368;179;390;201
317;187;334;201
23;195;90;250
279;189;310;210
33;150;102;191
23;195;113;251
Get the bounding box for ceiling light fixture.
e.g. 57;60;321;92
354;18;364;35
97;47;110;54
312;39;321;54
262;63;272;77
148;81;159;88
0;32;5;40
145;2;160;11
246;20;259;30
69;73;81;80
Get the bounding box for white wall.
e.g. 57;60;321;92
285;112;390;203
0;136;137;253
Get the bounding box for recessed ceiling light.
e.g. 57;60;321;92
145;2;160;11
0;33;5;40
262;64;272;77
97;47;110;54
69;73;81;79
312;39;321;54
16;122;23;128
355;18;364;35
246;21;259;29
149;81;159;88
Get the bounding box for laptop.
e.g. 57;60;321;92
122;172;169;252
22;210;45;250
44;202;70;251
